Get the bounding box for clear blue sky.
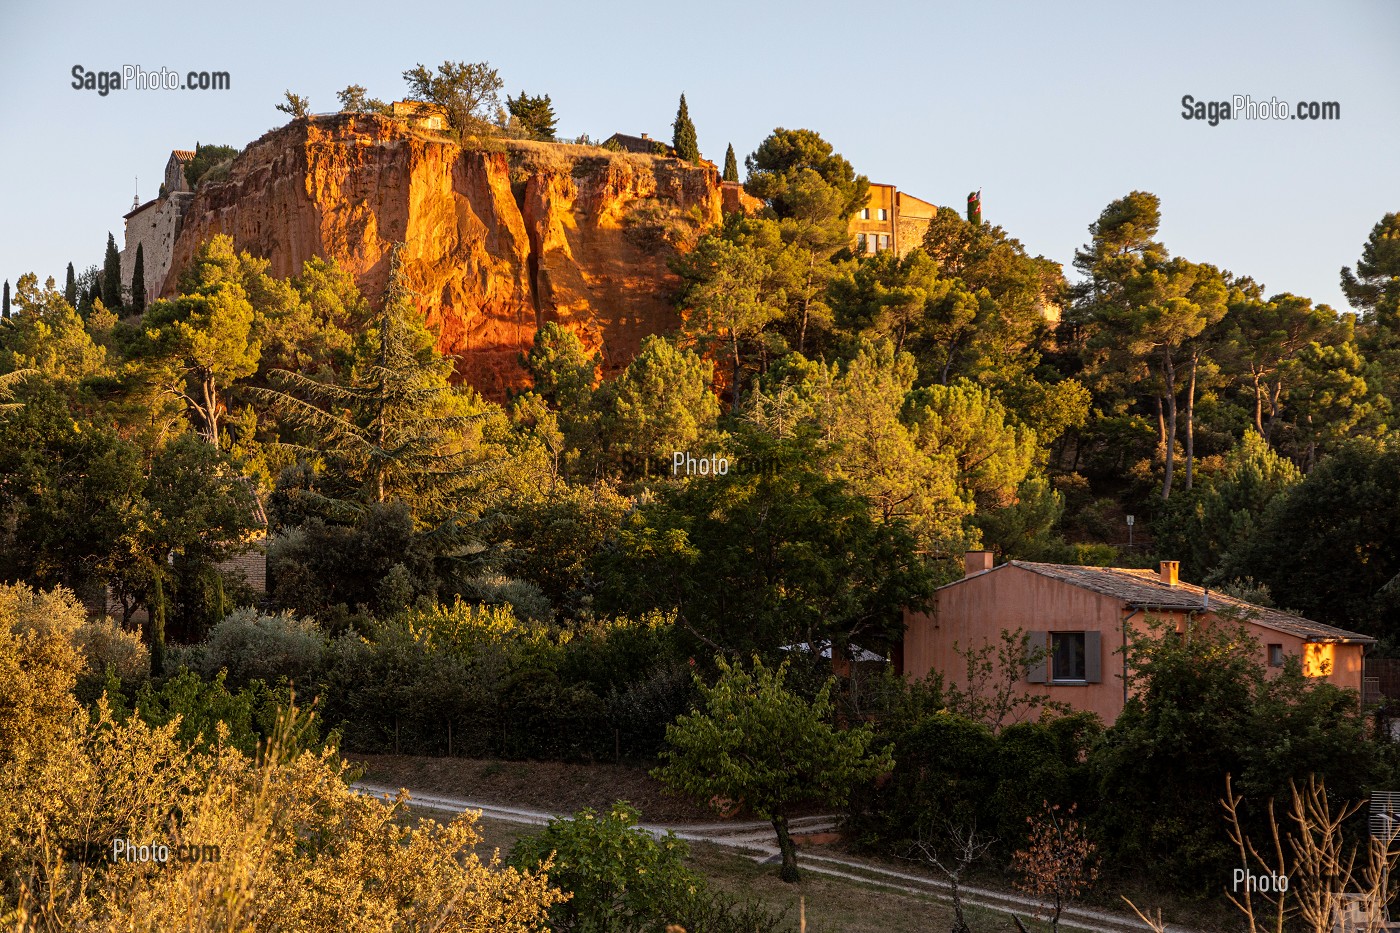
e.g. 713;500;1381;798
2;0;1397;312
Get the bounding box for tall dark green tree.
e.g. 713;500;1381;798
1341;212;1400;327
1343;213;1400;408
63;263;77;308
671;94;700;163
130;243;147;314
101;233;122;310
258;245;488;524
744;128;870;221
1219;437;1400;634
721;143;739;182
505;91;557;140
2;280;9;320
82;281;100;316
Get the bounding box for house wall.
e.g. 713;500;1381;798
903;564;1368;723
904;564;1134;722
851;183;897;254
895;191;938;258
121;192;192;303
165;154;191;195
720;181;763;215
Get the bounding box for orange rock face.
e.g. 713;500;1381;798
165;114;723;396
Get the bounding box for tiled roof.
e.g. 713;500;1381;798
170;149;196;162
1007;560;1375;644
603;133;672;155
123;197;161;220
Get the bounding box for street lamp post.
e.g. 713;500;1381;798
1126;514;1135;548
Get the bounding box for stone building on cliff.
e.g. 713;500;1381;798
120;149;196;306
390;100;449;131
851;183;939;258
603;132;674;156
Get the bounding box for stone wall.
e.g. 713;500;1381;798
120;192;192;306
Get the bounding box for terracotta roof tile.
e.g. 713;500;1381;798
170;149;196;162
1007;560;1374;644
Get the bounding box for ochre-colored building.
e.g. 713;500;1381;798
720;180;764;215
390;100;449;131
902;553;1374;722
850;183;941;258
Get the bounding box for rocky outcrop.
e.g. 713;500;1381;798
164;114;723;395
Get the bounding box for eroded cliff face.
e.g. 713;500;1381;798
164;114;722;395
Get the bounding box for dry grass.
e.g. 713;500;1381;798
352;753;716;822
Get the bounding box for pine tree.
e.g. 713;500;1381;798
130;243;147;314
101;232;123;310
2;280;9;320
506;91;557;140
256;244;489;523
722;143;739;182
64;262;77;308
672;93;700;163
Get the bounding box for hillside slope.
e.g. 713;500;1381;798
165;114;722;395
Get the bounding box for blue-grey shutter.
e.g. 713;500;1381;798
1085;631;1103;683
1027;631;1048;683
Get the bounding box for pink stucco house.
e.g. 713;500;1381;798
901;552;1375;722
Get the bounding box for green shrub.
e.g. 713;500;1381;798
73;617;149;699
190;607;328;690
511;803;790;933
850;709;1099;860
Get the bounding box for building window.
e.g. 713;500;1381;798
856;233;867;252
879;234;890;251
1268;644;1285;668
860;208;870;220
878;208;888;221
1051;632;1087;682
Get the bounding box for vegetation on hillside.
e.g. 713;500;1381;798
2;110;1398;927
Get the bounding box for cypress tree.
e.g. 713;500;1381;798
672;93;700;163
149;568;166;676
101;232;123;310
64;262;77;307
130;243;147;314
722;143;739;182
2;280;9;320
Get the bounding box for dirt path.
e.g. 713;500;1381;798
352;780;1194;933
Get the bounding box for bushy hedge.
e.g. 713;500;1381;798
317;601;693;761
849;707;1102;859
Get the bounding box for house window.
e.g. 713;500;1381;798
879;234;891;251
878;208;888;221
860;208;870;220
1268;644;1285;668
856;233;868;252
1051;632;1087;682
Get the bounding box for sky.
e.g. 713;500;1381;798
1;0;1397;312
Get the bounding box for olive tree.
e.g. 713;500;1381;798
654;656;892;882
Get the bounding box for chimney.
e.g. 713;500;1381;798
1160;561;1179;586
965;551;994;578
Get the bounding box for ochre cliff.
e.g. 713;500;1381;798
164;114;723;395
